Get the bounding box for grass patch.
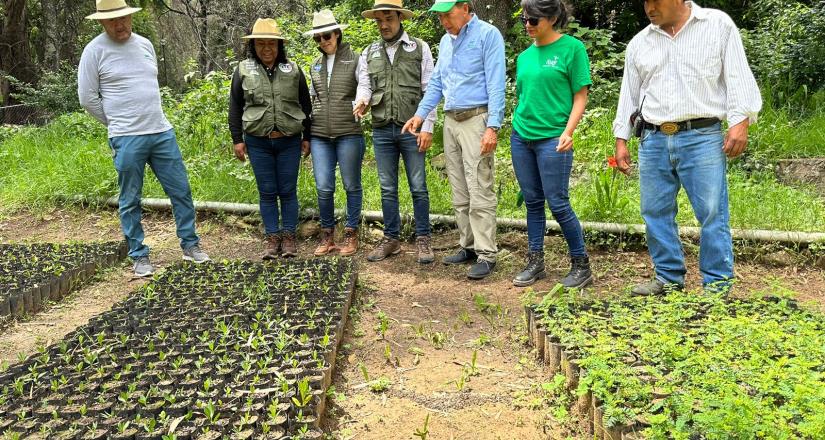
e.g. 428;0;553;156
1;94;823;231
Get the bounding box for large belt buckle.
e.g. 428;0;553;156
660;122;679;135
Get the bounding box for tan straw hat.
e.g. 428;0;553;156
362;0;415;20
242;18;288;40
85;0;141;20
304;9;349;36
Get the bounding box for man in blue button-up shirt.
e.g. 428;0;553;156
402;0;505;280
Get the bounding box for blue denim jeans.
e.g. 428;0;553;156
372;124;430;238
639;123;733;288
311;135;366;230
245;134;302;235
510;131;586;257
109;129;199;258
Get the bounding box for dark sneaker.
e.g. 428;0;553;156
281;232;298;258
631;279;683;296
338;227;359;257
513;251;545;287
262;233;281;260
559;256;593;289
182;245;210;264
468;259;496;280
416;235;435;264
366;237;401;262
133;256;154;278
442;248;477;265
314;228;336;256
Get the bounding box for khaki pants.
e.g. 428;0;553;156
443;112;498;262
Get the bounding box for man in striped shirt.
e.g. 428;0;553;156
613;0;762;295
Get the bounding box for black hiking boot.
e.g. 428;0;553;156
513;251;546;287
559;256;593;289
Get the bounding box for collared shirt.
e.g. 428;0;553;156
613;2;762;140
308;52;371;104
357;31;438;133
415;14;506;129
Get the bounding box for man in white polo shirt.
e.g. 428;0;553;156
78;0;210;277
613;0;761;295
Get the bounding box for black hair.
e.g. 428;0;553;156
246;39;288;65
521;0;570;29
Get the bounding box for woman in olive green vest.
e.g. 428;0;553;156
228;18;312;259
304;10;370;258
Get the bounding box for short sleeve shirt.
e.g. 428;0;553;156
513;35;592;141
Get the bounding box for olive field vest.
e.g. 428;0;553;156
238;59;305;137
366;37;424;128
310;43;362;139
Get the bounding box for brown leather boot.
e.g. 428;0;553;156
338;227;359;257
313;228;336;256
281;231;298;258
366;237;400;262
262;233;281;260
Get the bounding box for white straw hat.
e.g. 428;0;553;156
303;9;349;36
85;0;141;20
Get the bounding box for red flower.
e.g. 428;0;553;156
607;156;617;168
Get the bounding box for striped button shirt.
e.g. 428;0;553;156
613;2;762;140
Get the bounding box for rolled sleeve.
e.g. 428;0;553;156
722;24;762;125
613;44;641;140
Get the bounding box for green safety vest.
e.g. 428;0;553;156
310;43;362;139
238;59;306;137
366;37;424;128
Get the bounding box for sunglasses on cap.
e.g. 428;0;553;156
313;32;334;43
520;16;540;26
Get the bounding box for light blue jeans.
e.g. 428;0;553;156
109;129;199;259
638;123;733;288
311;134;366;230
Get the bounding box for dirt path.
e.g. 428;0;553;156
1;208;823;439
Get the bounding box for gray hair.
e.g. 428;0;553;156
521;0;569;29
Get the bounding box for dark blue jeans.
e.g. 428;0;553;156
510;131;586;257
245;134;302;234
310;134;366;230
109;129;200;258
372;124;430;239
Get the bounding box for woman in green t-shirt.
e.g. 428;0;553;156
511;0;593;288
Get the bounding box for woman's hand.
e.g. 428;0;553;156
557;131;574;152
233;142;247;162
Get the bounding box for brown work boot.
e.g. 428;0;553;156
313;228;336;256
281;232;298;258
366;237;400;262
262;233;281;260
416;235;435;264
338;227;359;257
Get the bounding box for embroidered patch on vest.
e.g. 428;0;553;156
403;41;417;52
313;64;322;72
243;60;259;74
279;63;293;73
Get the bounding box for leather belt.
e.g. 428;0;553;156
268;131;286;139
643;118;719;135
445;106;488;122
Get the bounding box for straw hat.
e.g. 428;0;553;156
362;0;415;20
303;9;349;36
242;18;288;40
85;0;141;20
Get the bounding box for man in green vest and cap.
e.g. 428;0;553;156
356;0;438;265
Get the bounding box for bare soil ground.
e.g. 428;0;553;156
1;207;823;439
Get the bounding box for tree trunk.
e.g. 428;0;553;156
0;0;35;104
470;0;515;37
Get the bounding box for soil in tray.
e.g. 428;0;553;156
0;258;356;437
